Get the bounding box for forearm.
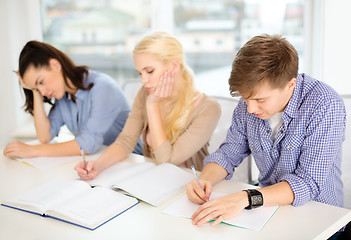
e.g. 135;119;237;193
31;140;81;156
95;143;128;173
146;102;167;149
258;181;294;206
32;91;51;143
199;163;228;185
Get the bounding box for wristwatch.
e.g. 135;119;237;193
243;189;263;210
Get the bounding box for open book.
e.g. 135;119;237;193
1;179;139;230
87;161;194;206
162;193;279;231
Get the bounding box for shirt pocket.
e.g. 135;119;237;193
281;134;305;153
248;137;266;160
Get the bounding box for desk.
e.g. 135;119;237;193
0;152;350;240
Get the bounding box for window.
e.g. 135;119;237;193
173;0;305;97
40;0;305;96
41;0;152;85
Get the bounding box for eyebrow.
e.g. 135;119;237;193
252;97;267;100
34;77;40;86
246;96;269;101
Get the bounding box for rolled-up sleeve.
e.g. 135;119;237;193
280;98;346;206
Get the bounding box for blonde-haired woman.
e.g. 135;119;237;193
75;32;221;180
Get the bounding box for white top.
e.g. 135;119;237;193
268;112;283;142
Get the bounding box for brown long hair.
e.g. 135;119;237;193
18;40;93;115
229;34;299;98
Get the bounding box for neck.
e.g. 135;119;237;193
281;86;295;112
65;77;78;95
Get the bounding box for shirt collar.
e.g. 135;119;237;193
283;73;304;119
71;71;91;101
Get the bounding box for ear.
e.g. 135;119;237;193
171;59;180;74
287;78;296;90
49;58;62;71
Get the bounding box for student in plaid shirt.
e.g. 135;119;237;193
186;34;347;229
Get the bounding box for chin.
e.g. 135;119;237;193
55;93;65;100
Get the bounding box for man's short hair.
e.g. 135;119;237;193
229;34;299;98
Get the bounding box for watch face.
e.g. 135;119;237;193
252;195;263;206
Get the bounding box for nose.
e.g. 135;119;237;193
140;74;149;85
246;100;258;114
37;86;47;97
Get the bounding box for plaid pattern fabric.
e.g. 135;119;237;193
204;74;347;207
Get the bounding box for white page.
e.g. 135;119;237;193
3;180;90;213
47;187;138;229
114;163;194;206
87;161;155;188
7;144;107;170
162;193;279;231
14;155;81;170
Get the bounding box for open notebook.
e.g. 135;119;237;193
87;161;194;206
2;161;194;230
162;193;279;231
1;179;139;230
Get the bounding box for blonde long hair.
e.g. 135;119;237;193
133;32;201;144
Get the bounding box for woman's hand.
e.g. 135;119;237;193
147;70;175;105
3;140;37;158
15;70;31;90
74;160;100;180
191;191;249;226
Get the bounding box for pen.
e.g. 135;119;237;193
80;147;87;173
191;165;206;195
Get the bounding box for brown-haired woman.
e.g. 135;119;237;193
3;40;142;158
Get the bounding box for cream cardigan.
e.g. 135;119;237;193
114;87;221;171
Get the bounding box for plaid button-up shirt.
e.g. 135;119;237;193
204;73;346;207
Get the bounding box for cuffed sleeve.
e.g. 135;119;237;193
279;98;346;206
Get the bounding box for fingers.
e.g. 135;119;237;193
16;72;30;90
204;182;212;200
192;201;221;225
210;215;223;226
86;161;94;172
156;70;174;98
190;193;246;226
186;179;209;204
74;161;98;180
160;71;174;98
3;140;24;157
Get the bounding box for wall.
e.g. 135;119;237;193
0;0;42;146
321;0;351;94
